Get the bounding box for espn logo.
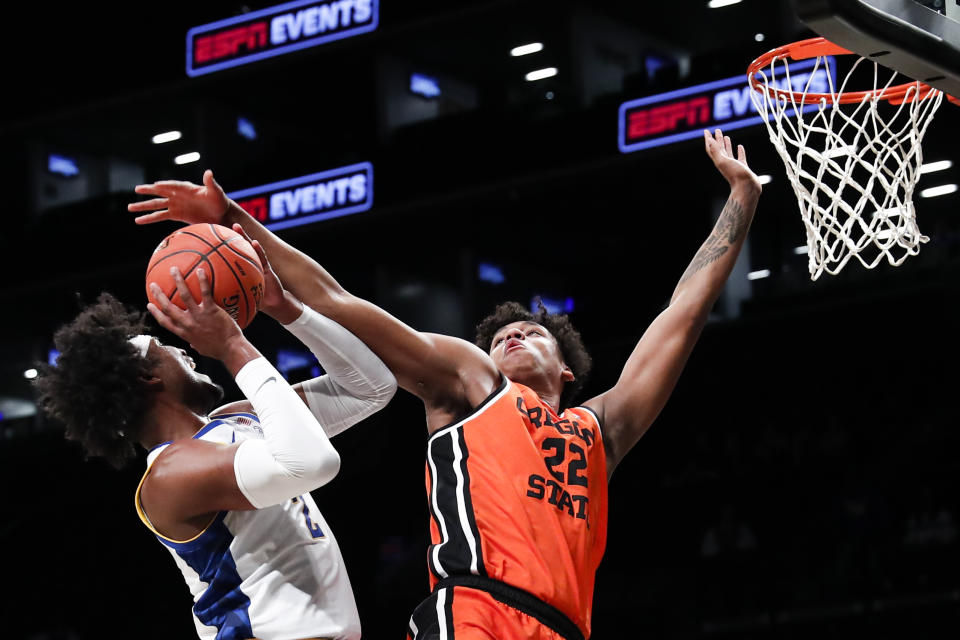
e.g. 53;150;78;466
187;0;379;76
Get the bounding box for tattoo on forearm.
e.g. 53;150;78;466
678;198;748;285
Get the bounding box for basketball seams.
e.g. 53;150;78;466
178;228;220;250
207;223;228;243
210;249;254;327
146;251;215;306
148;231;228;308
221;239;264;275
208;225;256;326
146;224;262;328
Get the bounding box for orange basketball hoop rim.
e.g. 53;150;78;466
748;36;960;107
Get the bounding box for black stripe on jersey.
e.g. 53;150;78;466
454;427;486;577
407;587;455;639
428;430;486;579
425;452;443;580
429;433;471;578
443;588;455;637
574;404;603;433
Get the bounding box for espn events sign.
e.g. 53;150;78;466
187;0;379;77
618;58;836;153
228;162;373;231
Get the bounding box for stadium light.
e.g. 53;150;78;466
511;42;543;57
920;160;953;174
919;184;958;198
525;67;558;82
152;131;182;144
174;152;201;165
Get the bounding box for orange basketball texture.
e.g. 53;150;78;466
146;224;264;329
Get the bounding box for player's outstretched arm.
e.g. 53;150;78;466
213;234;398;437
130;172;500;420
584;129;762;478
224;213;498;422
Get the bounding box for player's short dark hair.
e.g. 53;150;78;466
33;292;158;469
475;301;592;409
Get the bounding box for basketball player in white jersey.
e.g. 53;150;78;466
33;238;396;640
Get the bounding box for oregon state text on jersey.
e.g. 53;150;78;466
421;378;608;638
135;413;361;640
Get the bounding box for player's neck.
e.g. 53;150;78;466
140;398;210;448
527;383;561;414
510;373;563;413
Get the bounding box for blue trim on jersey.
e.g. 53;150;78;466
148;440;173;454
150;414;259;453
154;511;225;552
166;512;254;639
192;413;259;442
192;419;229;440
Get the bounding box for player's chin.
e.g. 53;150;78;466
200;379;225;411
496;357;537;382
181;374;225;415
191;369;214;384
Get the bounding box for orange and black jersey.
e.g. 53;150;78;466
423;377;608;638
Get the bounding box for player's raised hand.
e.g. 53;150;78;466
704;129;762;193
129;169;229;226
230;223;305;324
231;224;281;307
147;266;244;360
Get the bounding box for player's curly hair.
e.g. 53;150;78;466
475;301;592;409
33;292;158;469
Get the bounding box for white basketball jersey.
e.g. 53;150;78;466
135;412;361;640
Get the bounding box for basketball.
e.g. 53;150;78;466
146;223;264;329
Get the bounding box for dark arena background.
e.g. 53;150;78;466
2;1;959;638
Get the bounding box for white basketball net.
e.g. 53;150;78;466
750;55;944;280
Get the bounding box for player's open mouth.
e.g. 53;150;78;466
505;340;524;354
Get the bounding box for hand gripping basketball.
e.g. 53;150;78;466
147;266;243;360
227;223;286;315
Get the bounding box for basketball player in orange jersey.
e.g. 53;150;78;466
129;128;762;640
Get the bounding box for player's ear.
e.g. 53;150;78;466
140;372;164;389
560;363;575;383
